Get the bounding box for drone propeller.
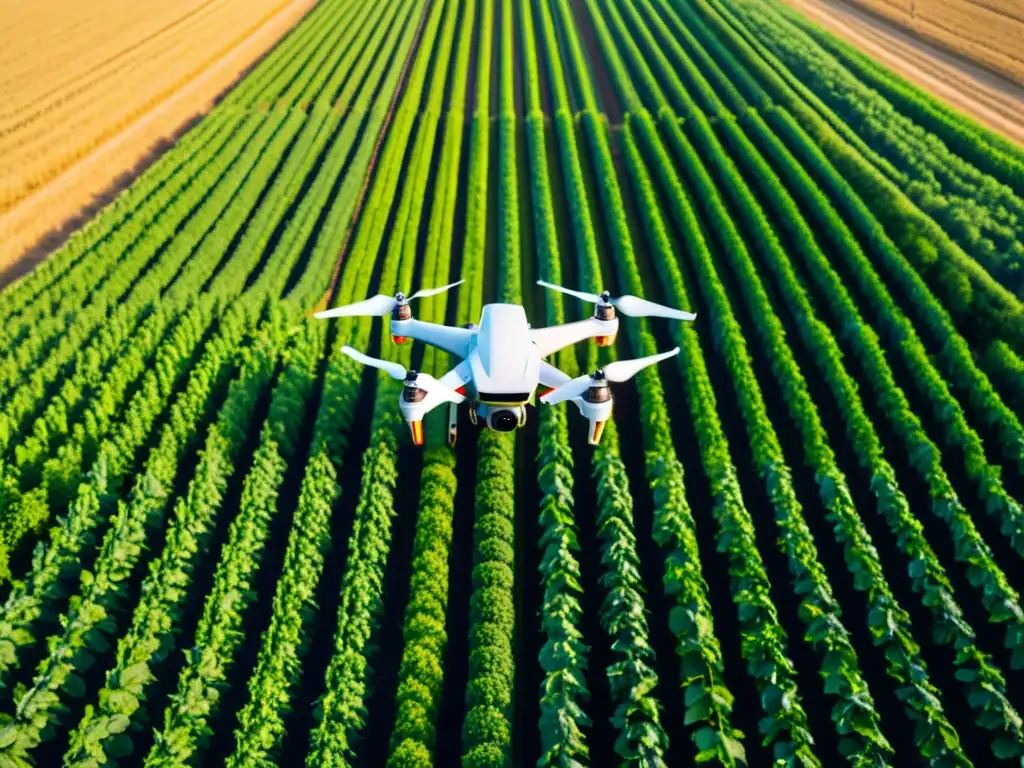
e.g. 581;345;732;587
314;280;465;319
540;347;681;405
340;346;465;403
536;280;696;321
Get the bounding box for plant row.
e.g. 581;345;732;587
621;4;1024;757
520;2;593;763
304;1;453;760
143;318;322;766
547;1;748;762
461;1;522;763
727;0;1024;298
386;0;479;763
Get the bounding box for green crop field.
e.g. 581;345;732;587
1;0;1023;765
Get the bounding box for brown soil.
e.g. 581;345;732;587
778;0;1024;145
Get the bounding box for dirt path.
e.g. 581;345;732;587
0;0;317;283
777;0;1024;145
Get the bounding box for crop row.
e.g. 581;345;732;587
304;0;451;761
219;2;433;764
386;0;478;763
726;0;1024;299
520;2;593;765
601;0;1024;759
548;0;753;762
460;1;521;764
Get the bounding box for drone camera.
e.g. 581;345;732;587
487;406;526;432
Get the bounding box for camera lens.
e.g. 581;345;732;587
490;409;518;432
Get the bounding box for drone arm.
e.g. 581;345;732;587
390;318;474;358
436;359;474;395
530;316;619;358
539;360;572;389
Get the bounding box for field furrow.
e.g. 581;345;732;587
1;0;1021;765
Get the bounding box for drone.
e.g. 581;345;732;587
313;279;695;446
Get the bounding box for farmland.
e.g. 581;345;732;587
774;0;1024;147
0;0;317;279
793;0;1024;88
1;0;1023;765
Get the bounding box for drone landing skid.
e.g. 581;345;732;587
401;401;461;448
588;418;608;446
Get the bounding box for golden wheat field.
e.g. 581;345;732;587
0;0;316;276
843;0;1024;85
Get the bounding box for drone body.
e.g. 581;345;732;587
315;280;695;446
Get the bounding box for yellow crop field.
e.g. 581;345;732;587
837;0;1024;85
0;0;317;275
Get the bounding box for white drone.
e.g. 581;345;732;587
314;279;695;446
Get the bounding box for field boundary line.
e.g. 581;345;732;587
317;0;436;312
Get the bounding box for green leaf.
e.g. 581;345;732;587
685;699;711;725
107;714;131;735
992;735;1024;759
694;726;719;753
105;733;134;758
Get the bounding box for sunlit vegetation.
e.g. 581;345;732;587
0;0;1022;765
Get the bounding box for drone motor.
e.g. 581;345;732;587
593;293;617;347
392;298;413;344
585;374;612;404
402;384;427;403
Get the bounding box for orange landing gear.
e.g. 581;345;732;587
448;403;458;447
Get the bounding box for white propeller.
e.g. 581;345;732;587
315;280;465;319
540;347;680;405
537;280;696;321
340;346;465;403
341;346;408;380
